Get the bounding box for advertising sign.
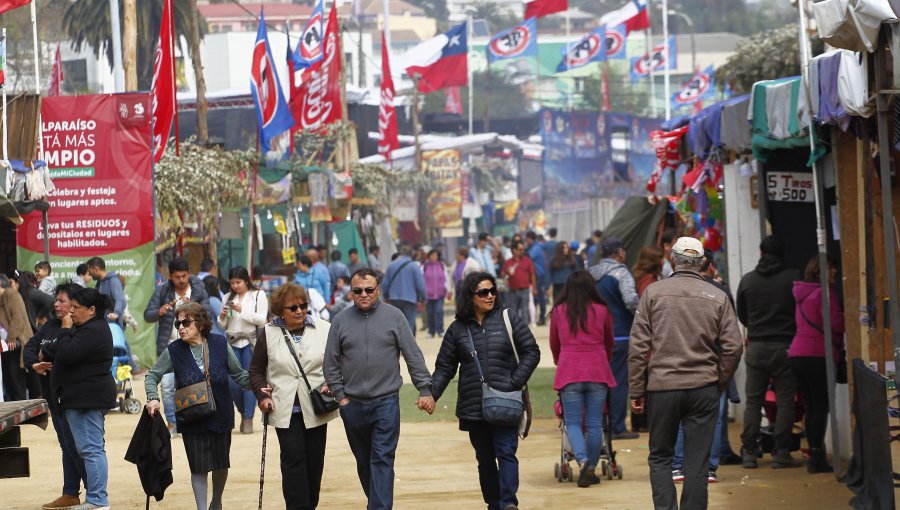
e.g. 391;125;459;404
17;93;157;366
423;149;462;228
766;171;814;203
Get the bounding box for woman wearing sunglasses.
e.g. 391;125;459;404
249;283;338;510
145;302;251;510
430;271;541;510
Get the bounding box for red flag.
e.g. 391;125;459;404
0;0;30;15
151;0;176;163
292;3;342;131
523;0;567;19
377;32;399;161
444;86;462;115
47;43;63;96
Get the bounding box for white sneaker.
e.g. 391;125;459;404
672;469;684;482
71;503;110;510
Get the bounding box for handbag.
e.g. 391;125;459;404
173;339;217;423
280;327;339;416
502;308;532;438
465;317;524;429
797;296;848;384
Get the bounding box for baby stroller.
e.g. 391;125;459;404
757;382;806;455
552;398;623;482
109;322;141;414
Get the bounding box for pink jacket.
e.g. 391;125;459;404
788;281;845;361
550;303;616;391
422;261;447;300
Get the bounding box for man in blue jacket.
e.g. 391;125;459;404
382;245;426;336
590;236;640;440
526;231;548;325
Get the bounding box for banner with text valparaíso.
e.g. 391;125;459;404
17;94;157;367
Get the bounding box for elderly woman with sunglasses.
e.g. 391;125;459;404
249;283;338;510
430;271;541;510
145;302;251;510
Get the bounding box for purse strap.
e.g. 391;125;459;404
197;338;210;380
797;294;825;334
502;308;519;364
279;326;316;393
464;326;487;383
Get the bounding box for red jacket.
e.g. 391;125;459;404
788;281;844;361
550;303;616;391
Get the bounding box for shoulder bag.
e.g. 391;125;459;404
503;308;532;438
465;318;524;429
797;295;847;384
173;339;217;423
279;327;339;415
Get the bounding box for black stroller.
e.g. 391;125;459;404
552;397;623;482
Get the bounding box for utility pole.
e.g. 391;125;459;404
123;0;137;90
108;0;124;91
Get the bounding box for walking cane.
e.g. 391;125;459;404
258;409;270;510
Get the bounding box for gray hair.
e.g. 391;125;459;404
0;273;8;288
672;252;703;270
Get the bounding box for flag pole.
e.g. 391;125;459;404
645;3;656;117
169;0;180;156
467;14;473;135
2;28;7;161
565;8;571;111
30;1;42;159
662;0;671;120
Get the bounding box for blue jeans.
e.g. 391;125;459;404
65;409;109;507
426;299;444;336
229;344;256;419
467;420;520;510
161;372;176;428
507;289;530;324
560;382;608;468
340;394;400;510
50;408;87;496
392;300;418;338
674;392;726;470
609;340;630;434
534;280;548;322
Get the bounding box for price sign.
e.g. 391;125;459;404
766;172;814;203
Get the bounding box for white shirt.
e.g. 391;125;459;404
217;290;269;348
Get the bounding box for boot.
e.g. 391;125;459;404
240;417;253;434
42;494;81;509
807;448;833;473
741;446;759;468
577;462;597;488
771;449;802;468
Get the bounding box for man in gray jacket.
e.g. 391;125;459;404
628;237;743;510
324;267;434;510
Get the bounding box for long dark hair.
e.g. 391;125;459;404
552;270;607;335
550;241;576;269
225;266;256;302
455;271;497;321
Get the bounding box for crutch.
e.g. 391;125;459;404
258;410;270;510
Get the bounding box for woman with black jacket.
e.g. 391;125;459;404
41;287;116;510
431;271;541;510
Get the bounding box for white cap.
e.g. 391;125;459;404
671;237;704;257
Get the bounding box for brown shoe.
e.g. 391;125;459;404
43;494;81;509
240;417;253;434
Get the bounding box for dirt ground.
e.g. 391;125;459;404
4;322;867;509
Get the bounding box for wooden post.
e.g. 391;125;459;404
123;0;137;90
188;0;208;144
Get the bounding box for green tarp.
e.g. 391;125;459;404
592;197;669;268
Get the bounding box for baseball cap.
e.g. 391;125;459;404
671;237;704;257
601;236;625;257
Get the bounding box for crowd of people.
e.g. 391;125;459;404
0;228;845;510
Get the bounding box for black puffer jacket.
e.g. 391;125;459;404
432;308;541;422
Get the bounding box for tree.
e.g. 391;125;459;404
404;0;449;31
468;1;516;33
582;66;652;116
187;0;207;143
63;0;203;90
716;23;824;94
0;0;69;92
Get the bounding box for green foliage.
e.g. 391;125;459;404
717;24;824;95
468;156;511;195
468;0;517;33
581;66;652;116
403;0;449;31
0;0;69;92
63;0;204;89
350;161;438;222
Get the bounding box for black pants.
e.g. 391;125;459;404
647;385;719;510
741;341;797;454
790;356;829;450
465;420;520;510
1;349;27;401
274;412;328;510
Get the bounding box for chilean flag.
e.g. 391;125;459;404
250;10;295;151
600;0;649;35
401;22;468;94
524;0;567;19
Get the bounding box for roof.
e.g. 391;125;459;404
389;29;424;43
198;3;313;20
653;32;745;54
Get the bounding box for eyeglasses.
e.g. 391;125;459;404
475;287;498;298
352;286;378;295
174;319;195;329
283;303;309;312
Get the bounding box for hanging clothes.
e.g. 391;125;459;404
720;95;752;152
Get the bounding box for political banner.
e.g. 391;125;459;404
556;25;606;72
605;23;627;60
630;35;676;82
487;18;538;64
672;65;716;111
17;93;157;366
423;149;462;228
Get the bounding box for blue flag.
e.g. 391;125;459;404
292;0;324;69
605;23;627;60
487;17;538;64
630;35;676;82
250;11;295;152
672;65;716;111
556;25;607;72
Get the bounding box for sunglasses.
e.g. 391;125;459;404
475;287;498;298
352;286;378;295
174;319;195;329
283;303;309;312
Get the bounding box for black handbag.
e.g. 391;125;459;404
173;339;217;423
280;327;339;416
465;326;524;427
